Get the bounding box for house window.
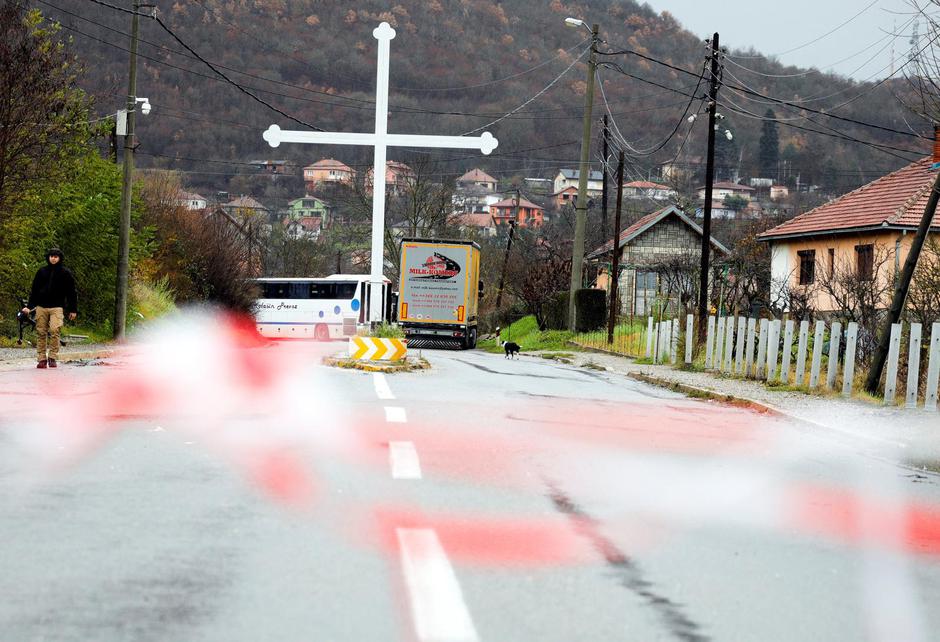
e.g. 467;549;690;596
828;248;835;276
798;250;816;285
856;244;874;281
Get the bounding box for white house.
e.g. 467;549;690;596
696;181;754;202
553;168;603;197
622;180;677;201
178;190;207;210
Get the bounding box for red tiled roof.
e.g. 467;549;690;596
759;157;940;240
491;197;542;210
455;212;494;227
623;180;673;190
587;205;730;258
458;168;497;183
306;158;353;172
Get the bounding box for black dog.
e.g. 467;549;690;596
502;340;521;359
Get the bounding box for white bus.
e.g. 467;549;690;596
252;274;392;340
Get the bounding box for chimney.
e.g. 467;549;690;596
934;125;940;164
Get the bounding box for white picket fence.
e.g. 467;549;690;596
645;314;940;410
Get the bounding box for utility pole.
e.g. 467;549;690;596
602;114;609;232
607;151;625;344
696;32;721;340
568;23;599;331
114;0;142;340
495;189;520;310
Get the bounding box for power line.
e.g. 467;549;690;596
460;46;590;135
597;62;706;157
728;0;880;60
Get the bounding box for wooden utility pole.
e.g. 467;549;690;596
567;23;599;331
607;151;625;344
696;32;721;340
602;114;609;232
495;189;520;310
113;0;142;340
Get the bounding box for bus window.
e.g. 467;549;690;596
263;282;290;299
334;282;357;299
289;283;310;299
309;283;336;299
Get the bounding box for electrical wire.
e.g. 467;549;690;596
597;62;706;156
728;0;881;60
460;46;590;135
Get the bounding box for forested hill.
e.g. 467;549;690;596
40;0;932;196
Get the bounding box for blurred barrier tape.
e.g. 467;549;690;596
348;337;407;361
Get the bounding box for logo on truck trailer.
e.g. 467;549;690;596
410;252;461;280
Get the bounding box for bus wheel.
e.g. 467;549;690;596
315;324;330;341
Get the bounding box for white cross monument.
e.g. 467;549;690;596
263;22;499;323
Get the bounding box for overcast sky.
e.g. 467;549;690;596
647;0;921;80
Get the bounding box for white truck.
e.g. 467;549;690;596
398;238;482;349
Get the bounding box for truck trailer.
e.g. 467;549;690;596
398;238;481;349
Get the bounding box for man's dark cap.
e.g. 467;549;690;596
46;247;64;259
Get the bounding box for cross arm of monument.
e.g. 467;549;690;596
263;125;498;155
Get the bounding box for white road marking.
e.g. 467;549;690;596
389;441;422;479
373;372;395;400
385;406;407;423
396;528;479;642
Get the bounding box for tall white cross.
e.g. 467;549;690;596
263;22;498;323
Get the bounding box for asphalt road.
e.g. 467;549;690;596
1;327;939;642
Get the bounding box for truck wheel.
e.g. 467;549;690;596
314;324;330;341
466;328;477;350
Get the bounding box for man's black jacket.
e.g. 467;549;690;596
27;264;78;314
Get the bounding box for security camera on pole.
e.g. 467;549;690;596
114;0;155;340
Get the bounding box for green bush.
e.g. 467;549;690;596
371;322;405;339
575;288;606;332
542;291;569;330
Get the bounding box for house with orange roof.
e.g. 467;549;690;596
304;158;355;191
588;205;730;315
489;197;544;228
457;168;498;191
759;157;940;312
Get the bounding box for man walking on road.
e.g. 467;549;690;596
22;248;78;369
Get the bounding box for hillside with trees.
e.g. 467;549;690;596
35;0;932;203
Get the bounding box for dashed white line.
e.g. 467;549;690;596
389;441;423;479
373;372;395;400
397;528;480;642
385;406;407;423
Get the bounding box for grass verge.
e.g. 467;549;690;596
478;315;577;354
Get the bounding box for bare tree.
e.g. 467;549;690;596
815;246;895;362
907;236;940;325
505;228;572;329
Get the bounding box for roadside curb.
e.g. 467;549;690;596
627;371;785;417
0;348;115;371
323;355;430;373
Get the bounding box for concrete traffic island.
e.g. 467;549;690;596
323;353;430;373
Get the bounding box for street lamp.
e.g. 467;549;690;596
565;17;599;332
